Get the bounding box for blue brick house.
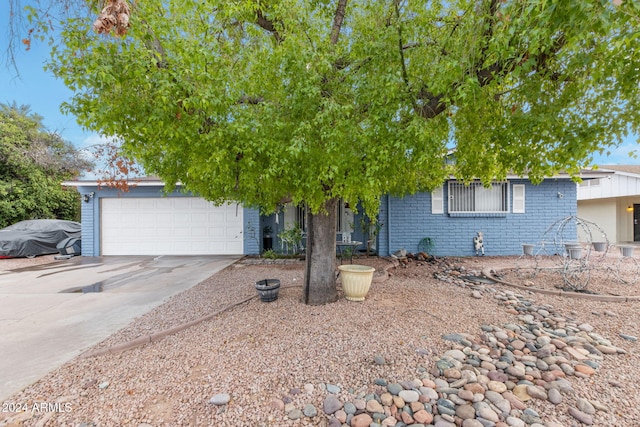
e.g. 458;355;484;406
377;177;577;257
65;178;259;257
65;174;578;257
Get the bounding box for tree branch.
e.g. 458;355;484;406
416;90;447;119
479;0;500;60
394;0;416;111
256;9;284;43
416;32;567;120
402;42;421;50
237;95;265;105
330;0;348;45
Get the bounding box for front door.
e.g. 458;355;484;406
634;204;640;242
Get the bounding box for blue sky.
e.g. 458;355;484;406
1;11;100;151
1;7;638;166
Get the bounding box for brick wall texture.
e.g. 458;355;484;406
378;179;577;257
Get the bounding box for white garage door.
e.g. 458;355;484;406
101;198;243;255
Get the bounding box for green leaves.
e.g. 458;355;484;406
41;0;640;216
0;103;90;227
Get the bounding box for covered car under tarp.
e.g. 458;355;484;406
0;219;81;258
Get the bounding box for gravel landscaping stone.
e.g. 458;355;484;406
1;255;638;427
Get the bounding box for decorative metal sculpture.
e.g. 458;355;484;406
515;216;638;290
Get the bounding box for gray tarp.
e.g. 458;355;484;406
0;220;81;258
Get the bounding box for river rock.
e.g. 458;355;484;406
399;389;420;403
351;413;373;427
323;395;342;414
488;380;507;393
548;388;562;404
209;393;230;405
414;409;433;424
575;364;596;375
334;410;347;423
366;399;383;413
569;407;593;425
374;355;386;365
526;385;547;400
506;416;526;427
476;405;500;422
380;392;393;407
512;385;531;401
287;409;303;420
576;398;596;415
455;404;476;419
595;345;618;354
444;349;466;361
387;383;403;395
303;404;317;417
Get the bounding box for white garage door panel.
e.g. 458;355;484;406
101;198;243;255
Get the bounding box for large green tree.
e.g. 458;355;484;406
0;103;93;227
29;0;640;303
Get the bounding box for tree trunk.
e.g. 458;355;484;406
303;198;338;305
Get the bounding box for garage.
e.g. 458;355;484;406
100;197;244;255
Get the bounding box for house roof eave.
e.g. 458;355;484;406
62;177;179;188
445;169;612;181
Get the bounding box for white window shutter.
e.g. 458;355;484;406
513;184;525;213
432;185;444;214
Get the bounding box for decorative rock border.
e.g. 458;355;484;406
240;257;305;265
272;267;632;427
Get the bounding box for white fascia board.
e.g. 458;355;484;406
62;180;183;187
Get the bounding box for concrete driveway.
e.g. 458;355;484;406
0;255;239;401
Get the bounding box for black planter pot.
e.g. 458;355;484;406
255;279;280;302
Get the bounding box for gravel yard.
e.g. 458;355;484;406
1;254;638;427
0;255;58;271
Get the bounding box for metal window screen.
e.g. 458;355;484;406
448;181;508;213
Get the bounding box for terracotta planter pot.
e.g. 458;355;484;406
338;264;375;301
